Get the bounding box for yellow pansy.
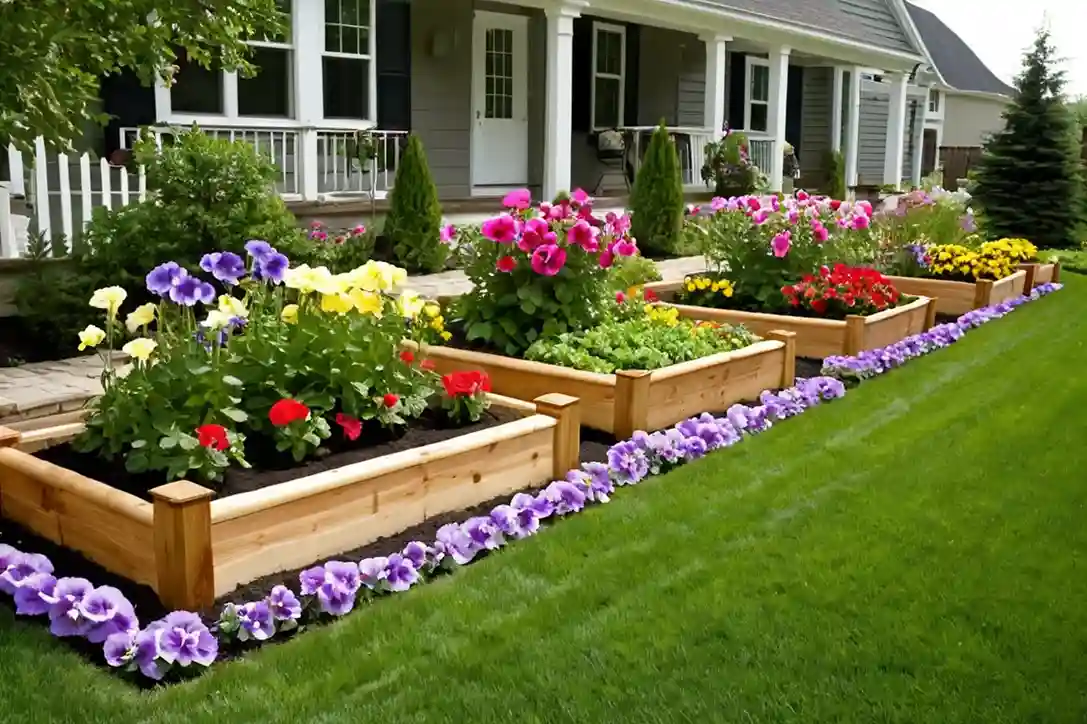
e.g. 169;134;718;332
78;325;106;351
122;337;157;362
124;303;157;334
320;292;355;315
89;286;128;318
349;289;384;317
218;294;248;319
281;304;299;324
283;264;336;295
202;310;233;330
423;302;441;319
429;315;445;332
398;291;426;319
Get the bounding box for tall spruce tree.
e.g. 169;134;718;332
972;28;1085;249
630;122;685;257
385;134;447;273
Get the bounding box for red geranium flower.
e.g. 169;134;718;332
643;288;659;302
269;398;309;426
496;256;517;273
400;350;415;364
420;359;436;372
615;291;626;303
195;424;229;451
335;413;362;441
442;370;492;398
383;393;400;408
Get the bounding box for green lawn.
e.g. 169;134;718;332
2;277;1086;723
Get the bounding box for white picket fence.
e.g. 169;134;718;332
0;127;408;259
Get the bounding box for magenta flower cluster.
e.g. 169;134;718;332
479;188;638;276
1;374;847;682
822;282;1063;381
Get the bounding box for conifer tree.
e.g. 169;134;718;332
630;122;685;257
385;135;447;273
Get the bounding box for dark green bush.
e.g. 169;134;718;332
825;150;847;200
383;134;447;273
631;122;685;257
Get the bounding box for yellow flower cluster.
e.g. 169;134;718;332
929;240;1026;282
281;261;429;322
987;237;1037;263
644;304;681;327
420;301;453;342
684;275;735;298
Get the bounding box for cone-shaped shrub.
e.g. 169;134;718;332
631;122;685;257
385;134;447;272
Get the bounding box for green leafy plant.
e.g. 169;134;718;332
608;254;661;291
825;150;846;200
701;129;760;198
302;220;376;270
631;122;685;257
383;134;447;273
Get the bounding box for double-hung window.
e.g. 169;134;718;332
744;56;770;133
591;22;626;130
323;0;376;121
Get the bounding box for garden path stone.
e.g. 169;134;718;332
0;256;706;425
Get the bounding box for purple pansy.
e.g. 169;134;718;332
268;585;302;622
199;252;246;285
463;516;503;551
13;573;57;616
255;252;289;284
156;611;218;668
169;274;216;306
358;557;389;591
544;480;587;516
509;493;544;538
80;586;139;644
244;239;274;259
299;561;361;616
0;550;54;594
384;554;419;592
47;577;94;637
237;601;276;641
435;523;478;566
146;261;185;297
607;439;650;485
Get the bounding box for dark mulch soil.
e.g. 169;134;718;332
796;357;824;378
936;313;959;326
0;316;71;366
36;407;522;503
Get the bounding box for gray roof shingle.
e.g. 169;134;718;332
905;2;1014;95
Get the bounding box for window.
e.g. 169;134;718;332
744;57;770;133
171;48;223;115
928;88;941;114
591;23;625;130
484;28;514;119
323;0;373;119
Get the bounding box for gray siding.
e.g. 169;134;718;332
838;0;917;54
677;41;706;127
858;92;888;185
799;67;832;181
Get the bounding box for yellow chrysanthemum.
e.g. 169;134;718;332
320;292;355;315
281;304;299;324
89;286;128;318
77;325;106;351
122;337;157;362
218;294;248;319
124;303;157;334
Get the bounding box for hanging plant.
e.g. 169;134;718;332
347;131;379;177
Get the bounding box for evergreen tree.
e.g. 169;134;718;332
631;122;685;257
972;29;1085;249
385;135;447;273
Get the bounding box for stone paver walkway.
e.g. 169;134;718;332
0;256;706;425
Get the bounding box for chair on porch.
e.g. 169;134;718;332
589;128;633;195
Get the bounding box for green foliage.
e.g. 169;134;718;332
384;135;447;273
0;0;285;151
631;123;685;257
870;187;979;268
524;302;757;373
701;130;761;197
15;128;306;358
608;254;661;291
972;29;1086;249
825;150;847;200
301;221;376;271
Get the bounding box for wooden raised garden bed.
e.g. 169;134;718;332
1018;262;1061;289
0;393;580;609
643;281;936;359
420;333;796;438
884;269;1027;316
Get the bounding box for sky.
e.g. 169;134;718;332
909;0;1087;97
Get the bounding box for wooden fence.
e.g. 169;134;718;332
939;146;983;191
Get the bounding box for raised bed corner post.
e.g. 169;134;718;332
533;393;581;479
974;279;995;309
614;370;651;441
1053;262;1062;284
1021;264;1037;290
924;297;938;331
763;330;797;388
0;426;20;507
150;481;215;611
842;316;866;357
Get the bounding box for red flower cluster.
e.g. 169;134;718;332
781;264;901;317
441;370;492;398
399;350;415;364
268;398;309;426
195;424;229;451
335;412;363;441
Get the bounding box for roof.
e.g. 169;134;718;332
692;0;919;55
905;2;1014;96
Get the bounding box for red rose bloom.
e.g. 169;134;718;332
335;413;362;441
496;256;517;273
195;424;229;451
421;359;436;372
268;398;309;426
442;370;492;397
400;350;415;364
383;393;400;408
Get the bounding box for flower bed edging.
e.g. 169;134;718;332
885;269;1027;316
820;282;1062;382
1;375;848;682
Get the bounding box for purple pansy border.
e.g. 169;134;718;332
821;282;1063;382
0;374;850;681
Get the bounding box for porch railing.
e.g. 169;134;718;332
619;126;716;190
746;136;776;178
316;130;408;198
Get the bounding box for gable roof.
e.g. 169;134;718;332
905;2;1014;96
693;0;919;55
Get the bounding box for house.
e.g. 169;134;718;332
5;0;974;252
904;2;1014;176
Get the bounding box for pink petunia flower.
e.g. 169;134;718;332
771;230;792;258
752;210;770;226
481;215;520;244
548;203;571;221
598;249;615;269
745;197;761;212
710;196;727;212
502;188;532;210
856;200;873;217
530;244;567;276
568;220;600;252
611;239;637;257
796;190;810;202
812;222;829;243
606;212;631;236
851;214;870;230
570;188;591;206
351;224;366;236
439;224;456;243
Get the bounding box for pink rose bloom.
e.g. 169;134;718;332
771;230;791;258
570;188;591;206
752;210;770;226
710;196;727;212
439;224;456;243
851;214;870;230
481;215;520;243
502;188;532;210
351;224;366;236
530;244;567;276
496;255;517;273
612;239;637;257
598;250;615;269
568;219;600;252
812;222;829;243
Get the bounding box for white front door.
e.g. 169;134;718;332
471;11;529;193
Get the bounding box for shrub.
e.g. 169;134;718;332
701;129;760;198
15;127;307;358
608;254;661;292
825;150;847;200
301;220;376;270
383;134;447;273
452;189;639;356
630;122;685;257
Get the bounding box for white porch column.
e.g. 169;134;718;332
702;34;730;138
831;67;845;153
844;66;862;190
543;5;580;201
766;46;791;193
884;71;909;189
293;0;325;201
911;84;932;187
